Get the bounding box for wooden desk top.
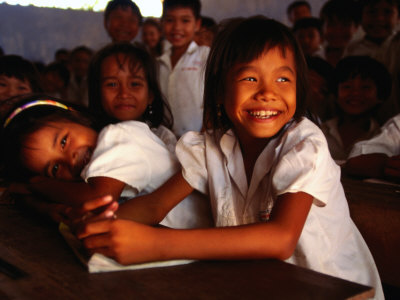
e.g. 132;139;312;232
0;203;374;300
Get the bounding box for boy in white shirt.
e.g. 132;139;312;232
157;0;210;137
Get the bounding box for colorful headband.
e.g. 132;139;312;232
3;100;72;128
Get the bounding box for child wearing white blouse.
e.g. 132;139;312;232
76;17;383;299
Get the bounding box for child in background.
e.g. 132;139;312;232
1;95;212;229
292;17;323;57
75;17;383;299
194;16;218;47
88;42;176;150
286;1;312;26
321;56;391;161
142;18;164;57
66;46;93;107
0;55;42;102
319;0;360;66
345;113;400;182
158;0;210;137
42;62;70;101
305;56;336;123
103;0;143;43
345;0;399;60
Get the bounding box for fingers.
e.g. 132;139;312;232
76;219;114;239
82;195;114;211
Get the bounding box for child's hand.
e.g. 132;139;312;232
76;219;162;265
384;155;400;182
65;195;118;229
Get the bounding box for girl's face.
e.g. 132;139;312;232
337;76;380;115
223;47;297;145
142;24;161;49
21;121;98;180
105;7;140;42
362;1;399;42
0;75;32;102
100;54;153;122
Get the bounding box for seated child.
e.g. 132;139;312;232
103;0;143;43
42;62;70;101
141;18;164;57
75;17;384;299
321;55;391;161
158;0;210;137
345;113;400;182
319;0;360;66
345;0;399;61
0;55;42;102
293;17;324;57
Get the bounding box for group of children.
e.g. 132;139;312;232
2;0;400;299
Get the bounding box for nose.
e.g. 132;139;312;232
118;82;130;98
254;81;275;102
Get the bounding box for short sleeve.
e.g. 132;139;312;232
176;131;209;194
273;127;340;207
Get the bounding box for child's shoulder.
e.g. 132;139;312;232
100;120;157;141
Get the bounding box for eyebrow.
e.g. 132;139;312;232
234;65;295;76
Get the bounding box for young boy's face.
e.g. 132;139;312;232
294;27;322;56
0;75;32;102
362;1;399;42
162;7;201;50
289;5;312;24
105;6;140;42
323;17;358;48
337;76;381;115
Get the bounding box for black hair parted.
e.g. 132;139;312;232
0;94;99;182
162;0;201;19
333;55;392;101
88;42;173;129
104;0;143;25
203;16;309;133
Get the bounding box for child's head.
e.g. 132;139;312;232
0;55;43;102
203;16;308;140
293;17;323;56
142;18;163;55
1;94;99;182
42;62;70;95
333;56;392;116
104;0;143;43
320;0;360;49
69;46;93;80
88;42;172;128
194;16;218;47
161;0;201;49
287;1;312;25
360;0;399;44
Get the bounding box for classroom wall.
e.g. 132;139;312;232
0;0;327;64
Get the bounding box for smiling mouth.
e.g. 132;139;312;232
248;110;279;119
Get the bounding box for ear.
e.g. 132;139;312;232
195;18;201;33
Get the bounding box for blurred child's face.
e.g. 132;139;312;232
70;51;92;79
162;7;200;50
323;17;358;48
337;76;380;115
294;28;322;56
21;121;98;180
105;7;140;42
362;1;399;42
194;27;215;47
224;47;297;144
100;53;153;122
0;75;32;102
43;72;65;94
142;24;161;49
289;5;312;24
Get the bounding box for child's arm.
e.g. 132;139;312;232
77;192;313;265
27;176;125;206
344;153;389;179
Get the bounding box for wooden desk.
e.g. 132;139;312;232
342;176;400;288
0;203;374;300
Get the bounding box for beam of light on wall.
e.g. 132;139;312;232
0;0;163;17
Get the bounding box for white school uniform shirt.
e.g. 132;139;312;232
158;41;210;137
81;120;213;229
176;118;383;299
349;113;400;158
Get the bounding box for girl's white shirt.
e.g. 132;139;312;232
176;118;383;299
349;113;400;158
81;120;213;229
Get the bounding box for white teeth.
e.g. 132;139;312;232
249;110;278;118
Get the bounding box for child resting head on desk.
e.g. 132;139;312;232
74;16;384;299
0;93;212;229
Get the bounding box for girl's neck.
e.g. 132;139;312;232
170;42;191;69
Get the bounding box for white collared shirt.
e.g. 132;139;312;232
176;118;383;298
157;41;210;137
